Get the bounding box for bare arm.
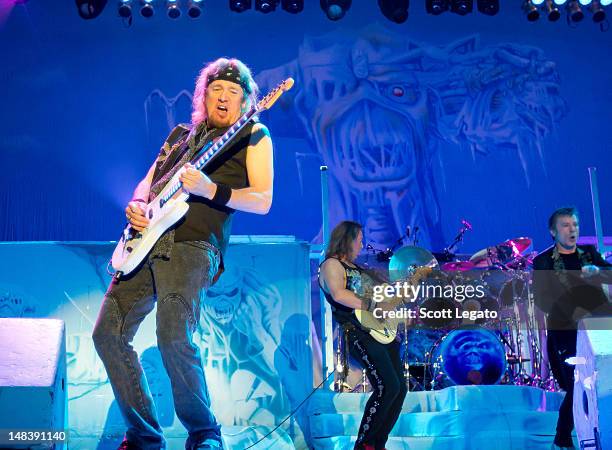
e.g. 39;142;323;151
180;123;274;215
125;161;157;231
225;123;273;214
132;160;157;202
319;259;364;310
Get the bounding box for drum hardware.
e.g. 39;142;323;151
351;368;370;393
334;325;350;392
402;328;431;391
364;227;413;263
440;219;473;261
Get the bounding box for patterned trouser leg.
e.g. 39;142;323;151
348;329;407;450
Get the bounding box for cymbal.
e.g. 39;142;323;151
470;237;532;267
441;261;476;272
500;237;532;255
389;246;439;282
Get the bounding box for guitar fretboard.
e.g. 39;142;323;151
158;109;256;207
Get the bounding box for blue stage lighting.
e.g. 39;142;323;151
187;0;202;18
255;0;278;12
140;0;154;17
477;0;499;15
281;0;303;13
451;0;473;14
426;0;449;14
320;0;351;20
229;0;251;12
118;0;132;17
523;0;540;20
378;0;409;23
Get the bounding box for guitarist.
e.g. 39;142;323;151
92;58;273;450
318;221;406;450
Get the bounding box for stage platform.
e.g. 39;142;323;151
67;426;294;450
307;385;573;450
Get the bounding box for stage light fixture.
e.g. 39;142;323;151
545;0;561;20
320;0;352;20
588;0;605;20
523;0;540;20
567;0;584;21
477;0;499;15
450;0;473;15
378;0;409;23
255;0;278;12
426;0;449;14
601;0;611;5
229;0;251;12
76;0;108;19
187;0;202;17
281;0;303;13
140;0;154;17
553;0;568;4
118;0;132;17
578;0;592;4
166;0;181;18
532;0;545;4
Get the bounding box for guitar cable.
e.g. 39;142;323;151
241;369;335;449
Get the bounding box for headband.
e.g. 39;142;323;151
207;64;252;94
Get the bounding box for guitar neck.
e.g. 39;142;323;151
157;108;257;207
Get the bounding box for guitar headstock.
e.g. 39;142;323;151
256;78;294;112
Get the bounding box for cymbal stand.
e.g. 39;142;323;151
512;296;532;385
334;326;350;392
525;276;543;387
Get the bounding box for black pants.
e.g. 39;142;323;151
547;329;577;447
347;326;407;450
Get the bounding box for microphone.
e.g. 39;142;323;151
461;219;472;231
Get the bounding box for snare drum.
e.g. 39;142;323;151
428;327;507;389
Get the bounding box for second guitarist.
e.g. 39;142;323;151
318;221;407;450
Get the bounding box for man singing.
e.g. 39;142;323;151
93;58;273;450
533;207;612;450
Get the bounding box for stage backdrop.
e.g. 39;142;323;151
1;2;611;255
0;238;313;449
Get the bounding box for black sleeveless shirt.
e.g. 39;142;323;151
318;257;364;326
151;121;255;255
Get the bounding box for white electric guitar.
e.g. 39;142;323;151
111;78;294;276
354;266;431;344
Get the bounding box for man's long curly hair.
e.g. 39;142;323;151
325;221;362;260
191;57;259;126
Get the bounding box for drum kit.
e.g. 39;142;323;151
338;230;556;393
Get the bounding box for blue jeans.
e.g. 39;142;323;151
93;241;222;450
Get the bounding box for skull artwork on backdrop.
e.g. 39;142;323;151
257;25;566;249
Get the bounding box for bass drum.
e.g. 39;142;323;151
428;327;507;389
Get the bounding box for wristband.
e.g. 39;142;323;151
366;297;376;313
211;183;232;206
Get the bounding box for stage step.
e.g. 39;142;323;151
68;425;295;449
309;385;563;414
310;433;566;450
307;385;572;450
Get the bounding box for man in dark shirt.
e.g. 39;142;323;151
533;207;612;450
92;58;273;450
